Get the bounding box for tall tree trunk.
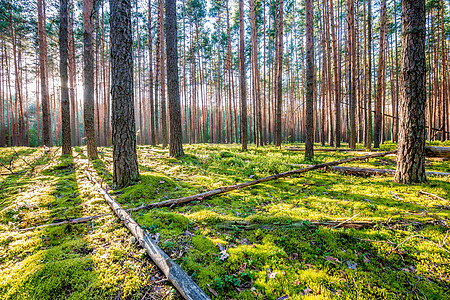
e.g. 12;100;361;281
226;1;233;144
0;43;4;147
165;0;184;157
37;0;52;147
366;0;372;149
9;6;26;146
158;0;168;147
394;0;399;142
68;0;79;146
250;0;262;147
440;0;447;141
325;0;334;146
348;0;356;149
329;0;340;147
136;1;144;145
83;0;98;159
110;0;139;187
60;0;72;156
155;26;160;145
148;0;156;146
101;1;110;146
374;0;386;148
239;0;247;151
274;0;284;147
305;0;314;160
395;0;426;184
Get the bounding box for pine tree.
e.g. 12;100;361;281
60;0;72;156
83;0;98;159
239;0;247;151
110;0;139;187
166;0;184;157
395;0;426;183
305;0;314;160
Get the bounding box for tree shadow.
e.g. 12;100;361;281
0;155;102;299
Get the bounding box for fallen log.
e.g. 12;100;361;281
286;165;450;177
285;148;367;152
286;146;450;158
216;219;445;231
84;170;210;300
127;150;397;212
217;220;374;230
425;146;450;158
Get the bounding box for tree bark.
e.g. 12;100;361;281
348;0;356;149
274;0;284;147
329;0;340;147
239;0;247;151
59;0;72;156
158;0;168;147
250;0;262;147
395;0;426;184
110;0;139;187
305;0;314;160
374;0;386;148
165;0;184;157
68;0;79;146
37;0;52;147
365;0;373;149
83;0;98;159
148;0;156;146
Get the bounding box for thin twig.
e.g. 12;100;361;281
351;275;359;300
332;213;361;229
12;148;35;170
419;190;447;203
388;234;450;256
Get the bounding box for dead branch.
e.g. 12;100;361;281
18;213;113;232
283;163;450;177
387;234;450;256
332;213;361;228
286;146;450;158
285;148;368;152
424;146;450;158
216;219;446;231
127;150;397;212
419;190;447;202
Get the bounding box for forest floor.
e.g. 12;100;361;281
0;142;449;300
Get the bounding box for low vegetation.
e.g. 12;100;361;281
1;143;449;299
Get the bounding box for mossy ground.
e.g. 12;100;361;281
0;147;174;299
0;143;449;299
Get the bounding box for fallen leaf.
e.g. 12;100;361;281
217;243;229;261
276;295;290;300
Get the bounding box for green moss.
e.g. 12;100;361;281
1;145;449;299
